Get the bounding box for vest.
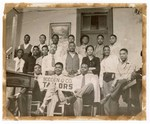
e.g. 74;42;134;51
65;53;80;74
20;44;32;61
20;44;32;54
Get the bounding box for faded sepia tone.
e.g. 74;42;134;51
3;3;146;120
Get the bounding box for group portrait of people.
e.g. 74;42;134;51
6;33;142;117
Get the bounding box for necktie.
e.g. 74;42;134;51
81;75;85;88
16;59;21;72
51;54;55;67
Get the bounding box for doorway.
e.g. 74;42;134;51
76;8;113;46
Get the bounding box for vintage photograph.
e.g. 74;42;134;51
3;3;145;120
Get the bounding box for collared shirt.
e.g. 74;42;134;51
116;59;135;81
99;55;119;88
94;44;104;61
14;57;25;72
34;74;44;92
42;53;58;75
36;55;47;66
77;45;87;58
72;73;100;102
109;42;121;56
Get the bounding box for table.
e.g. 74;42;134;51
6;70;34;116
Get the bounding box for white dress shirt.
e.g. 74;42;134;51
34;74;45;92
99;55;119;88
14;57;25;72
42;53;58;75
116;59;135;81
109;42;121;56
77;45;87;58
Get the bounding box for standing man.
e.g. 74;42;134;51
94;34;104;61
78;35;90;58
42;43;58;76
67;63;100;116
99;45;119;115
14;49;25;73
18;34;33;60
38;34;47;52
62;42;82;76
36;45;49;66
109;34;120;56
23;46;40;74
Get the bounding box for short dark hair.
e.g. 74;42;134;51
120;48;128;54
103;45;110;50
85;45;94;52
110;34;117;39
24;34;30;39
97;34;104;39
80;35;89;45
42;45;49;50
34;64;41;68
55;62;63;68
33;46;40;50
68;34;75;39
17;49;24;57
40;34;46;39
52;34;59;39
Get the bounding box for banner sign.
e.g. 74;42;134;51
43;75;80;92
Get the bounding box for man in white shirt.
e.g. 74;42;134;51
109;34;121;56
67;63;100;116
36;62;67;116
36;45;49;66
62;42;82;76
38;34;47;52
99;45;119;115
42;43;58;76
14;49;25;72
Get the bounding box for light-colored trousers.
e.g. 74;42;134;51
73;83;94;116
46;94;59;116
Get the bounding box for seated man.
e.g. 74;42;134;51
67;63;100;116
33;64;46;102
36;62;68;116
100;48;136;115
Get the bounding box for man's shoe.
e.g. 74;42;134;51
66;96;76;104
32;107;44;116
100;94;111;105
